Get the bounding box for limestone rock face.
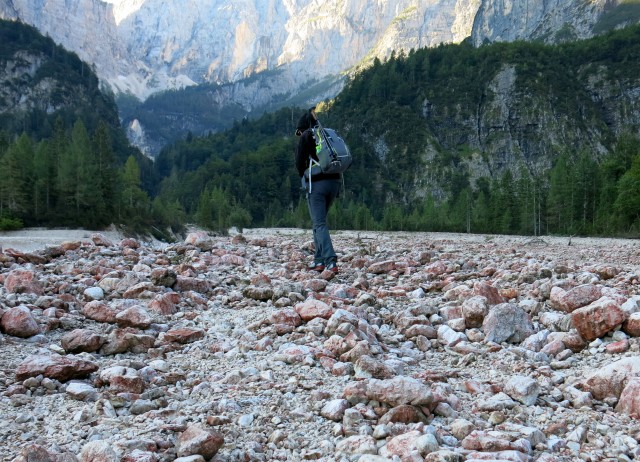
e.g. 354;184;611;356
471;0;627;46
0;0;482;101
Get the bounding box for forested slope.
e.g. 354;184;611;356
154;25;640;237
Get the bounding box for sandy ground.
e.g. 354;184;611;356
1;226;638;254
0;228;129;253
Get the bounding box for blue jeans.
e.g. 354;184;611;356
307;179;340;265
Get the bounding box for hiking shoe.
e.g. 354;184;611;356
308;262;325;272
326;262;339;273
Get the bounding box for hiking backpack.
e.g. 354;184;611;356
306;122;352;177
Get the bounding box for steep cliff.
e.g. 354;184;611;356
471;0;640;45
0;19;121;138
0;0;482;101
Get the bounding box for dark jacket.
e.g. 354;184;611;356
294;109;340;181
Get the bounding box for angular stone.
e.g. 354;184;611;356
483;303;534;344
150;268;177;287
4;269;44;295
335;435;377;455
378;405;429;425
354;355;395;379
367;260;396;274
115;305;153;328
571;298;627;341
550;284;602;313
462;296;489;328
583;357;640;400
504;375;540;406
363;376;433;407
623;312;640;337
163;328;205;344
91;233;115;247
184;232;213;250
270;308;302;327
473;282;505;305
295;299;333;321
177;424;224;458
320;399;350;421
148;292;181;316
16;354;98;382
61;329;106;353
82;300;119;323
66;381;99;401
616;376;640;418
379;430;422;460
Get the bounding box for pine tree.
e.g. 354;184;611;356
0;134;32;220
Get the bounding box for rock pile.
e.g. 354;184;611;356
1;229;640;462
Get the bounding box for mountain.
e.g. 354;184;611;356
1;0;637;155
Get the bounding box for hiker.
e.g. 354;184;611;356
295;106;341;273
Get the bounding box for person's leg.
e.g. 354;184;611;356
307;180;339;265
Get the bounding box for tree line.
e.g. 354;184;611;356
0;119;183;236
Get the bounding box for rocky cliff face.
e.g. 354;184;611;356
471;0;628;45
0;0;482;102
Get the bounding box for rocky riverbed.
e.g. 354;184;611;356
1;228;640;462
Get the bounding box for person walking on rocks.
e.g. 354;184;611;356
294;105;340;273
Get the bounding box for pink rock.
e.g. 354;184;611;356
61;329;106;353
606;339;630;354
379;430;422;461
623;312;640;337
474;282;505;305
295;299;333;321
378;405;429;425
367;260;396;274
79;440;118;461
16;354;98;381
174;276;211;294
461;430;530;452
220;254;246;265
110;372;145;394
462;296;489;328
148;292;181;316
163;328;205;344
121;450;158;462
120;238;140;249
115;305;153;328
4;269;44;295
149;268;177;288
270;308;302;327
541;339;565;356
304;279;329;292
91;233;115;247
103;328;156;355
425;261;449;276
12;444;59;462
571;298;627;341
1;305;41;338
184;231;213;250
82;300;119;323
177;424;224;458
123;282;157;298
583;357;640;400
550;284;602;313
616;377;640;418
354;355;395;379
595;265;621;280
364;376;433;407
60;241;82;251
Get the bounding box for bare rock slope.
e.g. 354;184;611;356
1;228;640;461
